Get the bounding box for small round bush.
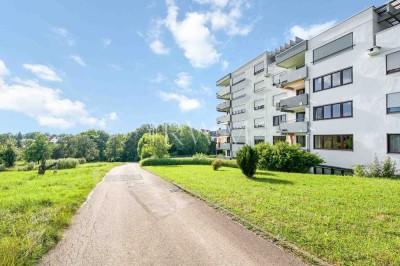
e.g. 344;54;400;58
212;159;222;171
236;145;258;178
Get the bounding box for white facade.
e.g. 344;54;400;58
216;3;400;173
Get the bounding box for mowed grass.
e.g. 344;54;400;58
145;165;400;266
0;162;122;265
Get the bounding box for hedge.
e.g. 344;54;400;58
46;158;80;170
139;157;238;168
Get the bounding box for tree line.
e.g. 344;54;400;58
0;124;217;168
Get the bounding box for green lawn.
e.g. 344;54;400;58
145;165;400;266
0;162;122;265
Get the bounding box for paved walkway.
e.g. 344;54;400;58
42;163;307;266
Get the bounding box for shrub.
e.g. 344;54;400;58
18;162;36;171
353;165;365;177
139;157;238;168
78;158;87;164
211;159;222;171
46;158;79;170
353;156;398;179
255;142;323;173
0;139;18;168
382;156;397;178
0;164;6;172
236;145;258;178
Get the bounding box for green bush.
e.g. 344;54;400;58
78;158;87;164
211;159;222;171
139;157;238;168
192;153;209;159
18;162;36;171
46;158;79;170
236;145;258;178
255;142;324;173
353;156;398;179
0;164;6;172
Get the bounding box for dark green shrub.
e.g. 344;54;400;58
236;145;258;178
255;142;323;173
0;139;18;168
212;159;222;170
46;158;79;170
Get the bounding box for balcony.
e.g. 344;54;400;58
275;39;308;69
217;100;231;112
217;129;230;136
279;121;309;134
216;143;230;150
217;115;230;124
216;86;230;99
216;73;231;87
273;66;308;88
276;93;308;112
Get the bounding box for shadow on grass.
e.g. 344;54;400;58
256;171;277;177
250;174;294;185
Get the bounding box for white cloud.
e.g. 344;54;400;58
194;0;229;8
109;64;123;71
51;27;75;46
69;55;87;67
221;60;229;70
158;91;201;112
152;73;166;83
23;64;62;82
107;112;119;121
0;60;10;77
102;38;111;47
150;40;170;55
288;21;336;40
174;72;192;91
199;86;212;95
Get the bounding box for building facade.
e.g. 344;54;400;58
216;2;400;174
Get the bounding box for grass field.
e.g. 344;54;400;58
0;162;122;265
145;165;400;266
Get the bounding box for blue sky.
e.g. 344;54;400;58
0;0;381;134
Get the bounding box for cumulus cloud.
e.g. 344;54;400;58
23;64;62;82
107;112;119;121
150;40;170;55
288;21;336;40
0;60;116;129
194;0;229;8
51;27;75;46
69;55;87;66
158;90;201;112
0;60;10;77
174;72;192;91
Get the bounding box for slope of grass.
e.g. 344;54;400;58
145;165;400;266
0;162;122;265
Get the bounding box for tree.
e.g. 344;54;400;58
168;125;209;156
137;133;170;160
69;135;99;162
0;139;18;167
121;124;154;162
80;130;110;161
236;145;258;178
23;134;53;163
105;134;125;162
16;132;23;148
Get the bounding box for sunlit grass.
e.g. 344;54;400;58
145;165;400;266
0;162;122;265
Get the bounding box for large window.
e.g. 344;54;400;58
387;92;400;114
314;135;353;150
273;136;286;144
254;117;265;128
232;121;246;130
232;135;245;144
388;134;400;153
254;80;265;93
254;136;265;145
232;88;246;100
232;72;245;85
254;99;265;110
273;115;286;126
296;135;306;148
296;112;305;122
387;51;400;74
254;61;264;75
314;101;353;120
232;104;245;115
313;67;353;92
313;33;353;63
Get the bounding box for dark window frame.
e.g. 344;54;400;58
314;134;354;151
254;61;265;75
313;67;353;93
387;134;400;154
273;136;286;144
273;115;286;126
254;118;265;128
254;136;265;145
313;101;353;121
296;135;306;148
386;50;400;75
296;112;306;122
312;32;354;64
386;92;400;114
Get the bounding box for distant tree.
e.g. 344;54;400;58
121;124;154;162
16;132;23;148
23;132;40;140
0;138;18;167
80;130;110;161
70;135;99;162
137;133;170;159
170;125;209;156
105;134;125;162
208;138;217;155
23;134;53;163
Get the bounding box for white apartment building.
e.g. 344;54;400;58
216;1;400;174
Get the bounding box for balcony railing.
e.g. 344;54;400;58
217;100;231;112
216;73;231;87
276;93;308;112
273;66;308;88
217;115;230;124
216;86;230;99
279;121;309;134
216;143;230;150
217;129;230;136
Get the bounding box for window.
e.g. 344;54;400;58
273;136;286;144
273;115;286;126
254;136;265;145
313;67;353;92
296;112;305;122
296;135;306;147
314;101;353;120
297;89;305;95
273;93;286;107
387;51;400;74
232;121;246;130
232;135;245;144
313;33;353;63
387;92;400;114
232;88;245;100
254;61;264;75
232;104;245;115
232;72;245;85
254;99;265;110
314;135;353;150
254;80;265;92
254;117;265;128
388;134;400;153
313;166;353;176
